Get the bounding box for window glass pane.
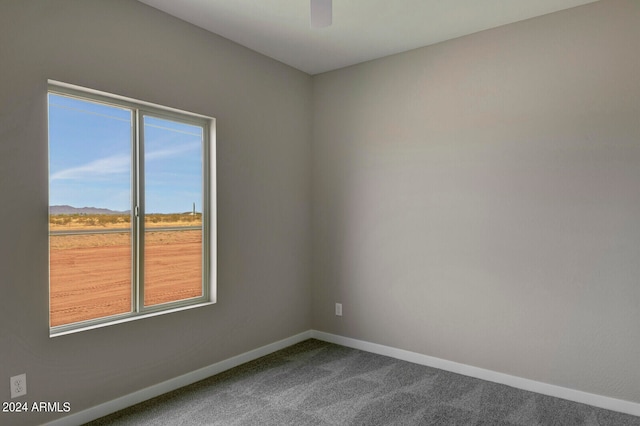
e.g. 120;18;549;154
48;94;133;326
143;116;203;306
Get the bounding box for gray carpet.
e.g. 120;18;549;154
86;339;640;425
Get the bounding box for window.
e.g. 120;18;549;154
48;81;215;335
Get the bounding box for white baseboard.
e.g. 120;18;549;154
310;330;640;418
44;329;640;425
44;330;313;426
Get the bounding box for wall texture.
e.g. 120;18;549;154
0;1;311;424
312;0;640;404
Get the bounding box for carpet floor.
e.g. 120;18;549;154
86;339;640;425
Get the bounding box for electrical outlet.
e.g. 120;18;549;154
10;374;27;398
335;303;342;316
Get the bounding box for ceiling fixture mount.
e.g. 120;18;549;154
310;0;332;28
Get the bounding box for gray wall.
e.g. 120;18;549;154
0;1;311;424
312;0;640;404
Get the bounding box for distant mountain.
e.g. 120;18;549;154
49;205;129;215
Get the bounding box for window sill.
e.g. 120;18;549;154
50;301;215;338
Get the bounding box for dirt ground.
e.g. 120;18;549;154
50;230;202;327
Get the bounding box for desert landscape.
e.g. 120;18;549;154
49;213;203;327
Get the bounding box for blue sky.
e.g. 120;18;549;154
49;94;203;214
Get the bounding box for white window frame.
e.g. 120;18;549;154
48;80;216;337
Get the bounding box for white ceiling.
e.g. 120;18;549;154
138;0;599;75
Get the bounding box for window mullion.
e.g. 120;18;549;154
135;109;145;313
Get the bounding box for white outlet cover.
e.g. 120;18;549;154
335;303;342;316
10;373;27;398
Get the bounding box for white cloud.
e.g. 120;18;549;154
145;142;201;160
50;142;200;181
51;154;130;180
